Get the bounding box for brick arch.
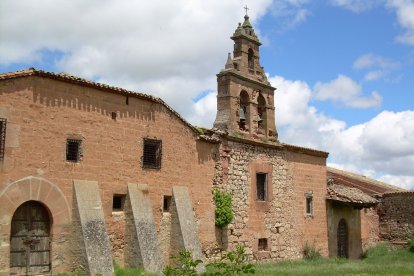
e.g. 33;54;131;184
0;176;71;227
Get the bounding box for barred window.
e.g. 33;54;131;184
66;139;82;162
256;173;267;201
0;118;6;161
142;138;162;169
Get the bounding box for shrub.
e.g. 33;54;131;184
207;244;255;275
409;236;414;253
303;242;321;260
163;249;202;276
213;188;233;228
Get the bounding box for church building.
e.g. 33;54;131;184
0;14;412;276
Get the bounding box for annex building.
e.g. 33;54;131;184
0;15;413;275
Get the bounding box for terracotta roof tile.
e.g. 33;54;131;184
327;182;378;206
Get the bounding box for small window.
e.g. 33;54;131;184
0;118;6;161
258;238;268;251
256;173;267;201
66;139;82;162
142;138;162;169
112;194;126;211
111;112;117;120
305;192;313;215
248;48;254;69
163;195;172;212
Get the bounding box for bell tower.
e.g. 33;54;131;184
214;13;278;141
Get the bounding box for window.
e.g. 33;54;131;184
256;173;267;201
258;238;268;251
248;48;254;69
142;138;162;169
112;194;126;211
305;192;313;215
66;139;82;162
163;195;172;212
257;93;266;130
0;118;6;161
239;91;249;130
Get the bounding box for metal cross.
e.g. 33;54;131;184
244;5;249;15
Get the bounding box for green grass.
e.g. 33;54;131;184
255;244;414;276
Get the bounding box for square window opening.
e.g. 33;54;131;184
112;195;126;211
143;138;162;169
256;173;267;201
306;196;313;215
66;139;82;162
0;118;6;161
163;195;172;212
258;238;268;251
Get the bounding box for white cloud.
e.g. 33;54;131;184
330;0;383;13
0;0;273;123
188;92;218;127
387;0;414;45
314;75;382;108
270;0;311;30
353;54;400;81
379;175;414;190
272;75;414;190
353;54;400;70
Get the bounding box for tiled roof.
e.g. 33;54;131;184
327;167;404;196
327;182;378;207
0;68;218;143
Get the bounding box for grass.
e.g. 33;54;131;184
255;244;414;276
55;244;414;276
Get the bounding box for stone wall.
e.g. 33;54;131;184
0;76;217;274
213;138;328;260
378;192;414;242
360;207;380;251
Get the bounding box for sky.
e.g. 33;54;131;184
1;0;414;189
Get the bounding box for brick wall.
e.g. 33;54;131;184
378;192;414;242
286;150;329;257
0;76;217;273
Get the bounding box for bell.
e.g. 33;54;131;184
258;113;263;122
239;107;246;121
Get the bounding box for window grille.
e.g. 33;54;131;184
142;138;162;169
66;139;82;162
112;195;126;211
0;118;6;161
258;238;268;251
256;173;267;201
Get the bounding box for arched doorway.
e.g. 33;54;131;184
337;218;348;258
10;201;51;275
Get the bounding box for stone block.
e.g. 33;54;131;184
73;180;113;276
125;183;163;273
172;186;205;273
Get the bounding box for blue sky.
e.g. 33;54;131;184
1;0;413;189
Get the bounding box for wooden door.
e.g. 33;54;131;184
10;201;51;275
337;218;348;258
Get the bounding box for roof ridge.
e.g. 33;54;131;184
327;166;405;192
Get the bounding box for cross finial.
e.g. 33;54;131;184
244;5;249;15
